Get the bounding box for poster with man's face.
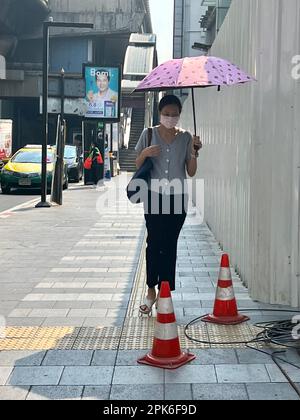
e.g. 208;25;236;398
84;66;120;121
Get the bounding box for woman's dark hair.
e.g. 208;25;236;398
159;95;182;114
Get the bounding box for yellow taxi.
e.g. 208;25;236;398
0;145;68;194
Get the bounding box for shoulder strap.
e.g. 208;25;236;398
147;128;153;147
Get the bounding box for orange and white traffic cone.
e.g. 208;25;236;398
202;254;250;325
138;281;196;369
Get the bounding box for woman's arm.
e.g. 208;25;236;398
136;149;147;170
186;155;198;177
186;136;202;177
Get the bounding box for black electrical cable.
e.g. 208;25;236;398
184;308;300;398
184;308;300;346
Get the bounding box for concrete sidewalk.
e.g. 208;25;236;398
0;174;299;400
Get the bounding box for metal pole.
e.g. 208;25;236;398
58;67;65;205
61;68;65;123
110;124;113;152
36;22;51;208
191;88;197;136
36;21;93;208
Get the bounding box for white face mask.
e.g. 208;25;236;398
160;115;180;130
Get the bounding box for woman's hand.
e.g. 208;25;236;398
143;145;162;158
192;136;203;153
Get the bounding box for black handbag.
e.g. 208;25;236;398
126;128;153;204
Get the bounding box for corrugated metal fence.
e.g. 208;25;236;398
181;0;300;307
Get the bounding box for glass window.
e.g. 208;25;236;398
12;151;53;164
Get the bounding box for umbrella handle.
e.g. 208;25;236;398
191;88;197;137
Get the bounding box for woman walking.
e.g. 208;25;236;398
135;95;202;315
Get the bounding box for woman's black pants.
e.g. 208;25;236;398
144;194;187;291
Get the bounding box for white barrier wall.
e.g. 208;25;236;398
181;0;300;307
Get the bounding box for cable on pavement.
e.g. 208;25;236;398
184;308;300;398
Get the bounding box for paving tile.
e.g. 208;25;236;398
8;309;32;317
83;317;124;327
113;366;164;385
91;351;117;366
116;350;152;366
8;367;64;386
27;386;83;400
60;367;114;385
165;384;192;400
236;349;275;364
68;309;108;318
82;386;111;400
53;301;92;309
17;302;56;309
106;309;127;318
190;349;238;365
183;308;213;317
0;367;13;385
246;383;300;400
29;309;69;317
42;351;93;366
192;384;248;400
41;317;84;327
110;384;164;401
0;386;29;400
0;351;46;367
216;364;270;383
165;365;217;384
266;364;300;383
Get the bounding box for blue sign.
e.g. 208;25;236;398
84;66;121;120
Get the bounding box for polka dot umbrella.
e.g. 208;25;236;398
135;56;256;136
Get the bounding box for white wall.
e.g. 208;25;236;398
180;0;300;307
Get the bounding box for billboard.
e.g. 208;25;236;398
83;65;121;121
0;120;12;160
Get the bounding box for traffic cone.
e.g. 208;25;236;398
138;281;196;369
202;254;250;325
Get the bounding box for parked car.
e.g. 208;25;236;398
0;145;68;194
64;145;83;183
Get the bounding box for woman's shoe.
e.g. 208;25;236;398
139;297;157;317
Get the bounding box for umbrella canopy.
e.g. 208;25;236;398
135;56;255;92
134;56;256;135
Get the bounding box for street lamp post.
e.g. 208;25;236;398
36;20;94;208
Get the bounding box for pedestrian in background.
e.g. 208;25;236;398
89;141;103;186
135;95;202;315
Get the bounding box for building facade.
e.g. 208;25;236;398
173;0;232;59
173;0;208;58
0;0;153;155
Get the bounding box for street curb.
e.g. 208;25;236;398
0;197;41;216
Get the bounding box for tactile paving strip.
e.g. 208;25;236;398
0;327;79;350
0;321;276;350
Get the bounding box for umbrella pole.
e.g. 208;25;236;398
191;88;197;136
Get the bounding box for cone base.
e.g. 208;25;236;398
138;352;196;370
201;313;250;325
